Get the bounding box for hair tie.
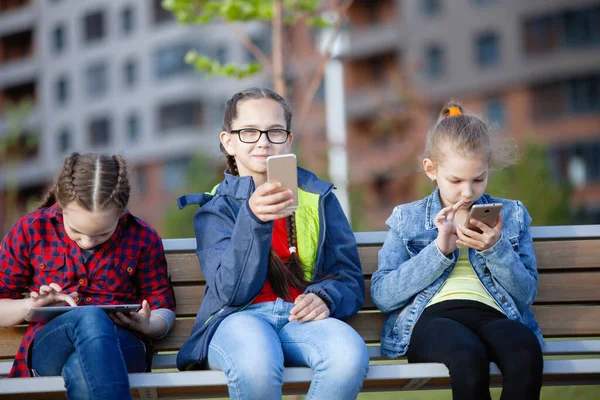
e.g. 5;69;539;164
289;246;297;254
448;107;462;117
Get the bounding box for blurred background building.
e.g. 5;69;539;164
1;0;599;236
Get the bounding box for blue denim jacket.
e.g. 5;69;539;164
371;188;544;358
175;168;364;370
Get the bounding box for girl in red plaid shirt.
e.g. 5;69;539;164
0;153;176;400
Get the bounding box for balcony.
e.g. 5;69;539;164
0;2;36;37
346;24;400;59
346;85;403;120
0;55;37;88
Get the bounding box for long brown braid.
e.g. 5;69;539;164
39;152;130;214
221;88;310;301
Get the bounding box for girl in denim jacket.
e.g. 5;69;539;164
372;102;543;400
176;88;368;400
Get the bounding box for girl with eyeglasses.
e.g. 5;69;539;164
176;87;369;400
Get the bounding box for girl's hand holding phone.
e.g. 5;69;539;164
434;200;465;255
249;181;295;222
29;283;79;308
456;214;503;251
109;299;151;334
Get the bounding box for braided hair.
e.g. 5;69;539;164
221;88;309;301
39;152;130;214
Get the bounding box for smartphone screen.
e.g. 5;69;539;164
266;154;298;213
465;203;502;233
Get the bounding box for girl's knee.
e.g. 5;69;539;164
70;306;115;333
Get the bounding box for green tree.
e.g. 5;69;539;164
162;154;222;238
162;0;354;126
486;140;571;225
0;100;35;235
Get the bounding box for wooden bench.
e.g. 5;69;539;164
1;225;600;398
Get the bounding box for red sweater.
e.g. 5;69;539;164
252;218;303;304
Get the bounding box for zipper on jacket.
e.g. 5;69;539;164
314;189;332;273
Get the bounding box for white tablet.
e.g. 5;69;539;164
26;304;141;323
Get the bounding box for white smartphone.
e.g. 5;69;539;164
266;154;298;214
26;304;141;323
464;203;503;233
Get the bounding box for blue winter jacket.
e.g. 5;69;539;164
371;188;544;359
175;168;364;370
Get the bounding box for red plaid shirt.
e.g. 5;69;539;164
0;204;176;378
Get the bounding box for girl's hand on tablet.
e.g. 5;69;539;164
29;283;79;308
109;299;151;334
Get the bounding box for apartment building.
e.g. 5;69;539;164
0;0;266;234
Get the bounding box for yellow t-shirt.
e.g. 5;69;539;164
426;247;505;314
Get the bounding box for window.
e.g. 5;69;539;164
472;0;498;5
158;100;203;132
121;6;135;35
421;0;441;17
476;33;500;68
88;117;111;146
83;10;105;43
523;6;600;55
52;24;66;53
135;167;147;195
55;75;69;105
85;63;108;98
154;44;196;80
486;98;505;128
424;45;443;79
153;0;174;24
123;59;137;88
524;15;561;54
552;141;600;184
531;74;600;119
126;113;139;142
567;76;600;114
163;158;189;191
57;128;71;153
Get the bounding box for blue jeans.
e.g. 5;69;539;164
31;307;147;400
207;298;369;400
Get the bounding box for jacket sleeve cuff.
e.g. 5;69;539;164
433;241;456;266
477;233;508;259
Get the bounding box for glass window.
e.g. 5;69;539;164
154;44;195;80
564;7;600;48
531;81;566;120
472;0;498;5
52;24;66;53
85;63;108;98
88;116;111;146
57;128;71;153
421;0;441;17
153;0;174;24
425;45;443;79
163;158;189;191
83;10;105;43
55;75;69;105
486;97;505;128
567;75;600;114
126;113;139;142
121;6;135;35
158;100;203;132
123;59;137;88
475;33;500;68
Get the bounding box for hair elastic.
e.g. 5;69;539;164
289;246;297;254
448;106;462;117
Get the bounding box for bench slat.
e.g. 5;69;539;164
171;269;600;318
166;239;600;283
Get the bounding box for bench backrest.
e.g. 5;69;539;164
1;225;600;361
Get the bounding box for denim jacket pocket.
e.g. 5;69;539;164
404;240;429;258
508;236;519;252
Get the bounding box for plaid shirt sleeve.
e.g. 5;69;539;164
0;217;31;299
134;223;176;312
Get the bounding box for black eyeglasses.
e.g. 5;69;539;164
229;128;291;144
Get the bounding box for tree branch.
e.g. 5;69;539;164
226;21;272;70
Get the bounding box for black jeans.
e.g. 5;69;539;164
407;300;543;400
